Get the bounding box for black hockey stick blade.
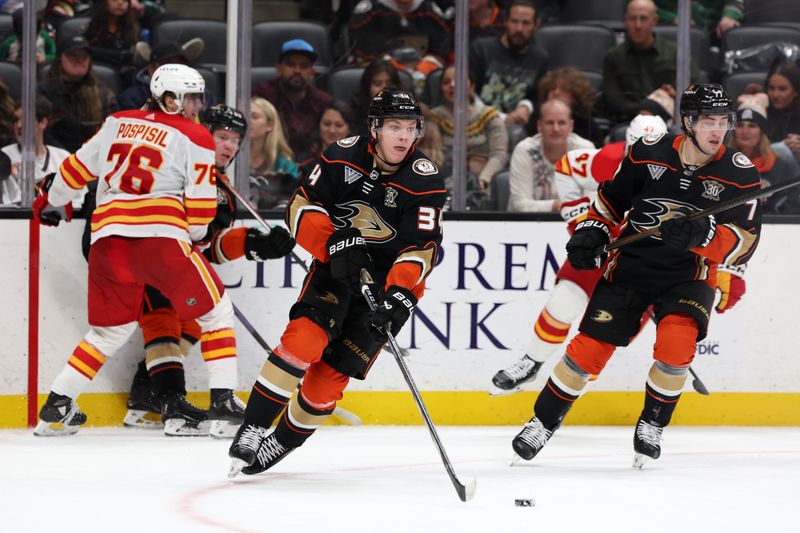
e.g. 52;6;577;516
600;176;800;254
646;309;710;395
360;269;477;502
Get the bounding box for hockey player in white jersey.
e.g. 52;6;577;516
491;115;668;395
33;64;241;436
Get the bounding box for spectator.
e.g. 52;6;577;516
728;92;800;213
249;97;300;210
252;39;333;156
296;101;356;179
765;62;800;162
348;0;452;77
0;8;56;64
469;0;506;41
84;0;140;85
536;67;603;147
0;79;15;148
470;0;548;125
430;66;508;195
638;86;675;126
508;99;594;212
1;96;75;207
351;59;402;135
117;38;205;111
43;1;80;31
38;34;118;153
655;0;742;40
603;0;702;121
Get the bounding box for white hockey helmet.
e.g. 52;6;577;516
626;114;668;150
149;63;205;114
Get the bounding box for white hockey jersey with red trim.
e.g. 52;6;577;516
48;109;217;244
554;141;626;232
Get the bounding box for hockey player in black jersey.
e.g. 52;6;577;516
512;84;762;468
228;89;447;477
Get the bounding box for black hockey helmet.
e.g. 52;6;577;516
368;89;424;138
205;104;248;137
680;83;735;127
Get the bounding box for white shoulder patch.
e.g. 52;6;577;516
732;151;754;168
336;135;359;148
642;131;666;145
353;0;373;15
413;158;438;175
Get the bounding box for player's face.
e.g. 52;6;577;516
319;108;350;147
767;73;798;110
734;121;761;153
693;114;730;152
375;118;416;163
213;129;241;167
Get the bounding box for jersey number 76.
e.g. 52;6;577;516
104;142;164;194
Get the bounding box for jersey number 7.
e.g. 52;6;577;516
105;142;164;194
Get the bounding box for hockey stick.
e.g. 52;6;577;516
360;269;476;502
219;173;411;358
598;176;800;254
232;302;363;426
645;309;710;395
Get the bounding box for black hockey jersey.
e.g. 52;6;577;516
286;135;447;297
590;133;762;289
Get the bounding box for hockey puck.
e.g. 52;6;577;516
514;499;535;507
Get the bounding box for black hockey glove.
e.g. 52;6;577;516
566;219;611;270
244;226;295;260
368;285;418;341
327;228;373;294
660;213;717;251
32;172;69;227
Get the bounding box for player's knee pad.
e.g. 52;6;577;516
653;314;699;367
300;361;350;408
565;332;616;375
276;317;330;366
545;279;590;323
84;322;138;356
195;292;234;332
140;307;181;348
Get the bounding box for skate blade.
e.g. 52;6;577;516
123;409;163;429
632;452;651;469
508;453;525;467
164;418;210;437
228;458;248;478
33;420;80;437
488;385;523;397
209;419;241;439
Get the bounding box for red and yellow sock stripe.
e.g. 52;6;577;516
67;340;107;379
201;328;236;362
533;309;570;345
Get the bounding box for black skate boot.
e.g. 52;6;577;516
491;356;543;395
33;392;88;436
511;416;553;461
228;423;270;478
633;417;663;469
209;389;246;439
124;362;162;429
241;431;296;476
161;392;209;436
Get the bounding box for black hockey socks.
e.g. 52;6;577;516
641;361;687;427
145;342;185;399
534;355;590;430
274;391;335;448
244;352;306;428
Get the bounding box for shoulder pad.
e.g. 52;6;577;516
732;151;754;169
412;157;438;176
336;135;360;148
353;0;373;15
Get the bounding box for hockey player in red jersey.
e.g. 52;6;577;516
33;65;241;436
228;89;447;476
491;115;668;394
124;104;296;437
511;84;762;467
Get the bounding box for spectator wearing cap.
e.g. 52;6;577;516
117;38;207;111
728;92;800;213
38;34;118;153
252;38;333;156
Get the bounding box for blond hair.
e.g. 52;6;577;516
251;97;293;172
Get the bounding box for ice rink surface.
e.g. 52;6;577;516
2;425;798;533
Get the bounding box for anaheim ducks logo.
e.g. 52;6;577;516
630;198;700;238
591;309;614;323
337;135;359;147
334;200;396;242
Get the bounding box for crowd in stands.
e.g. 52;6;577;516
1;0;800;213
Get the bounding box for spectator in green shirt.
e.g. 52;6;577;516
0;8;56;65
655;0;743;39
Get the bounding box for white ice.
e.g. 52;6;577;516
2;425;798;533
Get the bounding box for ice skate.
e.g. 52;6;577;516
490;356;543;396
228;423;270;478
241;431;296;476
633;417;663;469
123;364;162;429
208;389;245;439
161;392;209;436
33;392;87;436
511;416;553;461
